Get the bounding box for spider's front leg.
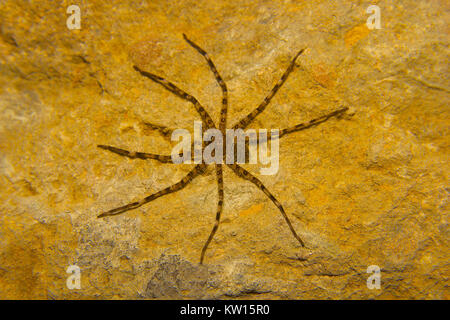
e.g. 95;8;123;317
254;106;350;142
277;106;349;139
133;66;216;131
233;48;306;130
182;34;228;132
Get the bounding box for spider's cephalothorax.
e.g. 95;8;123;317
97;34;348;264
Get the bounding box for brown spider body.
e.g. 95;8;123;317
97;34;348;264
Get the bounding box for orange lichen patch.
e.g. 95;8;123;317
305;186;330;209
0;213;77;299
14;179;39;197
129;37;164;70
311;64;336;88
345;24;371;47
238;203;264;218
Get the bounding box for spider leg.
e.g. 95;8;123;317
233;48;306;130
133;66;216;130
261;106;349;141
227;163;305;247
98;140;211;164
98;164;207;218
183;34;228;133
200;164;224;264
278;106;348;138
140;121;174;141
97;145;173;163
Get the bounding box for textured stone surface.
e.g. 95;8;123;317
0;0;448;299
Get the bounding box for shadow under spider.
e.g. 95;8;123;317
97;34;349;264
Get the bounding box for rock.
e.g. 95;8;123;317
0;0;447;299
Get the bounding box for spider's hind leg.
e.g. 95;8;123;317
227;163;305;247
200;164;224;264
98;164;207;218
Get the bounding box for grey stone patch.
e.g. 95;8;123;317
145;254;275;299
145;254;210;299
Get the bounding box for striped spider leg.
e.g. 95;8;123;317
182;34;228;264
98;164;207;217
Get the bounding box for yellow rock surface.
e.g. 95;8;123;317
0;0;448;299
